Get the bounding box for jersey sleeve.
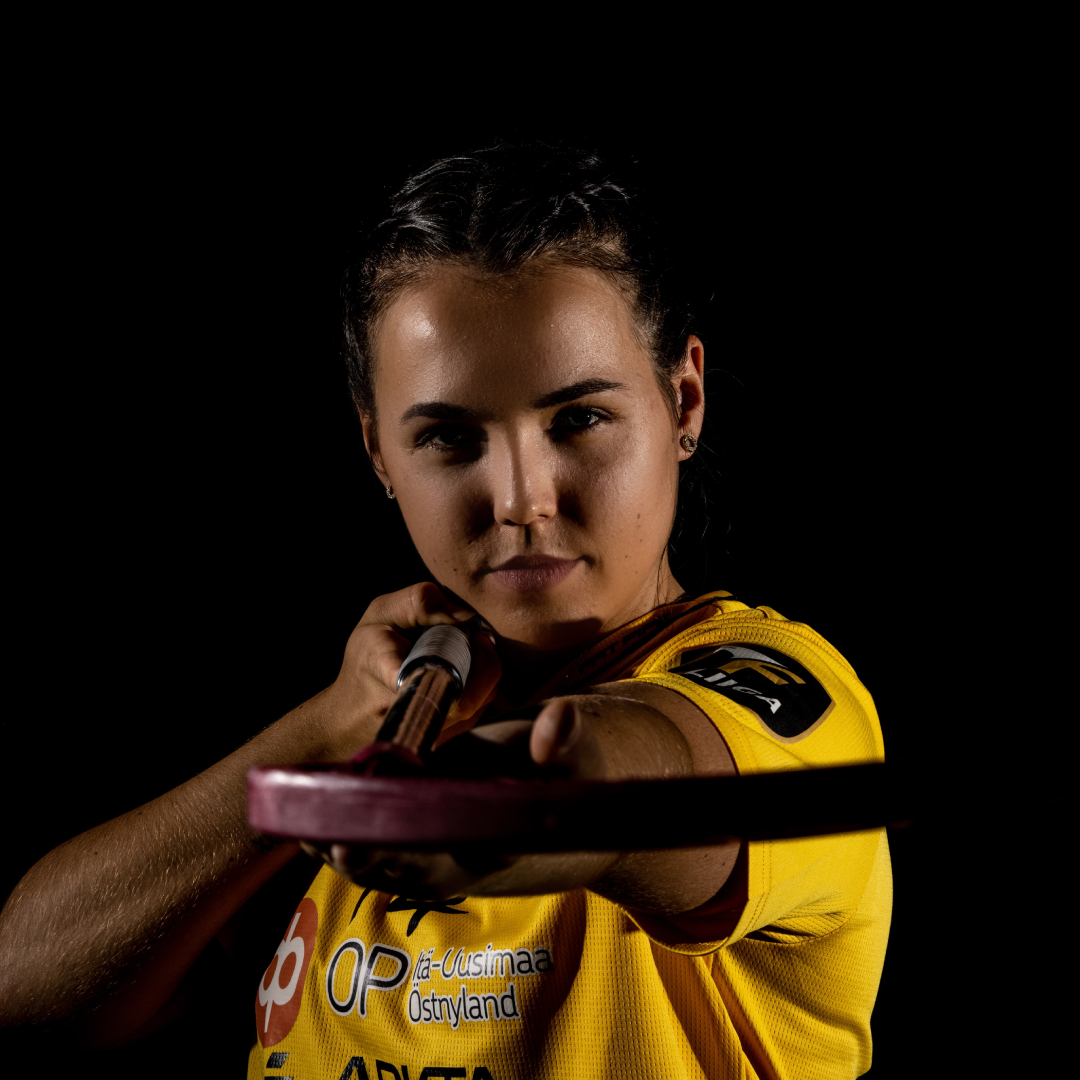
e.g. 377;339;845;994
617;601;889;956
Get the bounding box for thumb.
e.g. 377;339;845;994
530;699;580;766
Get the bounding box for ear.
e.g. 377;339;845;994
359;410;391;489
673;335;706;460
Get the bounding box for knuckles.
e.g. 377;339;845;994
302;840;473;897
361;581;462;630
337;580;496;730
340;624;410;694
409;581;448;620
344;581;481;694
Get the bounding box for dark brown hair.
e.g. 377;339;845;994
342;144;694;430
342;143;722;592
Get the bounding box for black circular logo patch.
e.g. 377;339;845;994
669;642;834;741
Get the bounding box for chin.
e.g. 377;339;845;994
480;594;610;652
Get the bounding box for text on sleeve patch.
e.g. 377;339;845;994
669;642;834;741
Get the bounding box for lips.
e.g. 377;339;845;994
483;556;581;592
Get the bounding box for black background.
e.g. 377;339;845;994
4;51;1067;1078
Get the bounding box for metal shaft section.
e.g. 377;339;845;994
396;625;472;692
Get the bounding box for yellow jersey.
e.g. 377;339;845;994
247;593;891;1079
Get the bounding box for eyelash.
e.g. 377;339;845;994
551;405;611;434
415;426;477;452
415;406;612;453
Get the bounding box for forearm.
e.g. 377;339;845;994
0;684;372;1043
335;688;739;914
466;845;736;917
465;687;741;913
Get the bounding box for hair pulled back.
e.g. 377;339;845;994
342;144;694;427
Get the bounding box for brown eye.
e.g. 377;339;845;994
418;424;483;453
552;407;608;435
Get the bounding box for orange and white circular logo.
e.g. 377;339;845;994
256;896;319;1046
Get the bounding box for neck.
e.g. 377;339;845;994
494;639;589;707
494;564;687;705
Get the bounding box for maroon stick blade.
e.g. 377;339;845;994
248;762;925;852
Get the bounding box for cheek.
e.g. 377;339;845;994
394;470;482;576
577;428;677;548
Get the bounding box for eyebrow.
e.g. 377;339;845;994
399;379;627;425
531;379;626;410
399;401;485;424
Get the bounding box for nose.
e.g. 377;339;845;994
493;432;558;527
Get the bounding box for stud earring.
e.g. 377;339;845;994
680;433;698;454
386;484;396;500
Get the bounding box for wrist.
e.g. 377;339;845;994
243;684;376;769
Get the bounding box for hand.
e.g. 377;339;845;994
319;581;502;759
298;720;534;896
301;694;692;899
529;692;690;781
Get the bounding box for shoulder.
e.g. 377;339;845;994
626;593;884;772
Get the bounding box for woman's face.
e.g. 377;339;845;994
364;264;704;654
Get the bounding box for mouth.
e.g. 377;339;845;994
483;556;581;593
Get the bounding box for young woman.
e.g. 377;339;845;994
0;146;890;1078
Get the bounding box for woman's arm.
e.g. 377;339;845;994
0;700;320;1046
320;683;742;915
0;585;497;1047
553;682;741;915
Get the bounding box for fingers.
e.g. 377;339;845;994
360;582;476;632
431;721;537;779
342;582;479;698
300;840;378;878
365;626;416;695
334;580;499;756
300;841;485;899
361;583;500;720
453;629;502;722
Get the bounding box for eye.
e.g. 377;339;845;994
415;423;483;454
551;406;610;436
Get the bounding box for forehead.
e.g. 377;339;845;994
374;264;652;407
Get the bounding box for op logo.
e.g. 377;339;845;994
257;896;319;1046
325;938;411;1017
